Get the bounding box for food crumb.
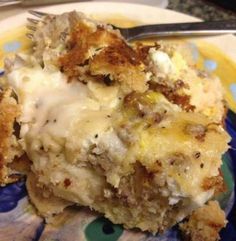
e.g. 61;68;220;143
64;178;71;188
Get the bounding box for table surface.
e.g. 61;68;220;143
168;0;236;20
0;0;236;21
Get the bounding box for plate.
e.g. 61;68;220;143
0;2;235;241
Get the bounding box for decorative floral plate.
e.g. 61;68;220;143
0;2;236;241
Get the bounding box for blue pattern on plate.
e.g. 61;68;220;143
230;83;236;101
0;180;27;212
188;42;199;62
32;222;45;241
221;111;236;240
147;226;180;241
0;70;4;76
204;59;218;71
3;41;21;52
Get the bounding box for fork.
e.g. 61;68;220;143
27;10;236;41
0;0;81;7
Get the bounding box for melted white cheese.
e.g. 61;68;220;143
7;61;129;191
149;48;174;75
7;65;119;141
167;176;213;206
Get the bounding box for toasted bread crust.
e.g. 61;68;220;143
59;22;147;92
202;174;225;194
180;201;226;241
0;88;21;185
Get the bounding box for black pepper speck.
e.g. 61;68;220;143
194;152;201;159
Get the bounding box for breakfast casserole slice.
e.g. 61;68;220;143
1;11;230;237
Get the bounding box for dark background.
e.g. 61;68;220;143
209;0;236;12
168;0;236;21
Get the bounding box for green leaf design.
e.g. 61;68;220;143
85;217;123;241
217;153;234;210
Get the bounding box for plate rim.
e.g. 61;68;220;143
1;1;236;61
1;1;202;28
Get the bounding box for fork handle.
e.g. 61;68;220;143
124;20;236;40
21;0;79;5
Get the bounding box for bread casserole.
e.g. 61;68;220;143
0;11;229;238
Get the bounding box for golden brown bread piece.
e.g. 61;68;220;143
180;201;226;241
0;88;22;185
89;42;147;93
59;21;147;92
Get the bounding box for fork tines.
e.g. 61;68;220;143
28;10;50;18
26;33;34;39
27;17;40;24
26;25;37;31
26;10;52;39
